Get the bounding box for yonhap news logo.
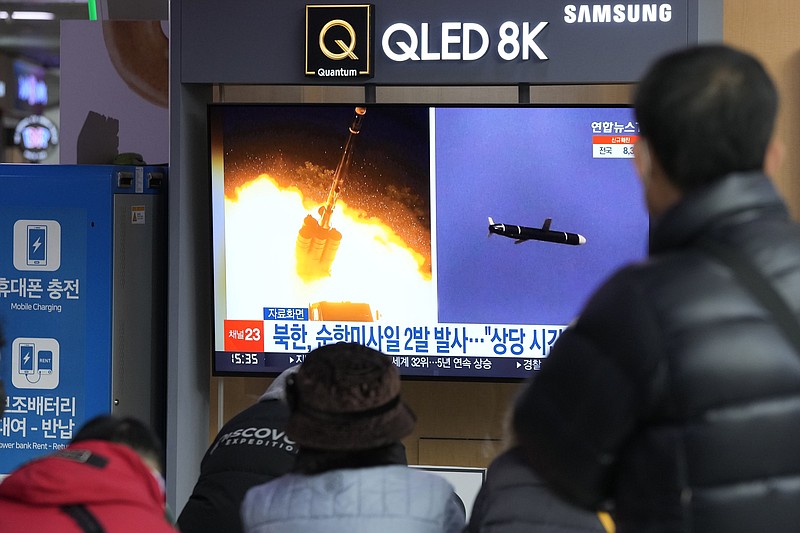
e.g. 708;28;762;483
305;4;374;79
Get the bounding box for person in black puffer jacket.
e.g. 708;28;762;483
513;44;800;533
177;366;300;533
466;446;608;533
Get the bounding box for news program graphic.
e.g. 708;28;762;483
11;337;61;390
209;104;650;379
12;219;62;272
305;4;374;78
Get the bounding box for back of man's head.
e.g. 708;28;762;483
634;44;778;191
72;414;164;473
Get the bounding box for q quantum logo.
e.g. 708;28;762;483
305;4;374;79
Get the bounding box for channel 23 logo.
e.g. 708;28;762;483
305;4;374;78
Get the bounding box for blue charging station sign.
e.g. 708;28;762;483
0;166;113;473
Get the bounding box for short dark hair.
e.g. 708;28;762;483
72;414;165;472
634;44;778;191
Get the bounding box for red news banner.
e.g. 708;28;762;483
224;320;265;352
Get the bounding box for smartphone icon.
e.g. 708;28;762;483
37;350;53;374
27;225;47;266
20;343;35;374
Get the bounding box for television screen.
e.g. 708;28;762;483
210;103;648;379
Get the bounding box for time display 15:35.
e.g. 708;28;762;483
231;352;259;365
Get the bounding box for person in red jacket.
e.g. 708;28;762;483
0;414;178;533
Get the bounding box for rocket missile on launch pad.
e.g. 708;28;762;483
295;107;367;281
488;216;586;246
319;107;366;229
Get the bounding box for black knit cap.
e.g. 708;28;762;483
286;342;416;451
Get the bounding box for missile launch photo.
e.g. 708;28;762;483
295;107;366;282
211;104;434;324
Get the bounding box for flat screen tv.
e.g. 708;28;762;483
209;103;648;379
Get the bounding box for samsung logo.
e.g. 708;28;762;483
564;4;673;24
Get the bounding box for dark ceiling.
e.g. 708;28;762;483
0;1;90;69
0;0;169;70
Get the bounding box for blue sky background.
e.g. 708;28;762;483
434;106;649;325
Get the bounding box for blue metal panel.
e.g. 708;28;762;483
0;164;148;473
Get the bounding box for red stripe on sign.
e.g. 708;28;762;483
593;135;639;144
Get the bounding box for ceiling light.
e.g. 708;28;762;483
0;11;9;20
11;11;56;21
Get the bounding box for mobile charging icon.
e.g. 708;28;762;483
27;224;47;265
13;219;61;271
12;338;60;390
19;343;35;374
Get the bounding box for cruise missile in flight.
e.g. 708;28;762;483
488;217;586;246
